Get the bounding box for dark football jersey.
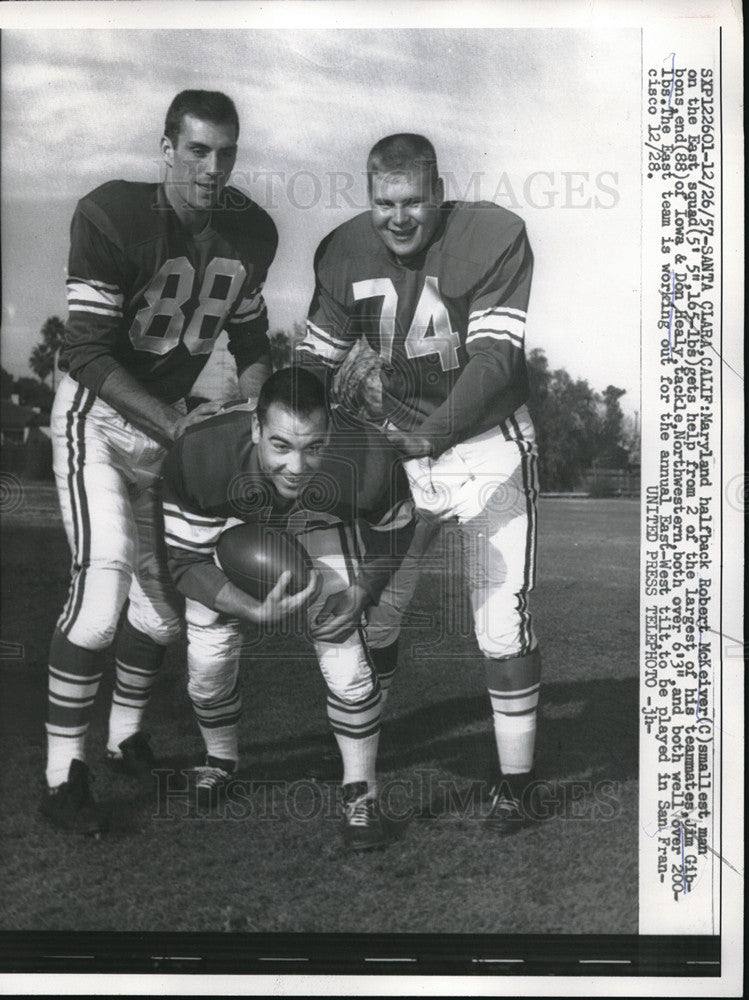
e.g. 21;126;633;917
161;407;414;608
299;201;533;455
59;181;278;403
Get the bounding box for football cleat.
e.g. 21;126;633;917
340;781;389;852
190;756;235;812
41;759;110;836
484;771;534;835
104;731;155;780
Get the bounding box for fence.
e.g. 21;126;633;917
579;467;640;498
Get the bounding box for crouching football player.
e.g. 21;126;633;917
161;367;415;850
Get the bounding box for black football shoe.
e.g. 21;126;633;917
189;756;236;813
104;731;155;780
484;771;535;835
340;782;390;852
41;759;110;836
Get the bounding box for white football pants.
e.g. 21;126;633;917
51;374;183;650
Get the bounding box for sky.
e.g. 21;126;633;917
1;25;642;410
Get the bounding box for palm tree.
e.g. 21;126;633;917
29;316;65;390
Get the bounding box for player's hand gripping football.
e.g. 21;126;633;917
310;583;370;644
216;569;320;626
251;569;320;625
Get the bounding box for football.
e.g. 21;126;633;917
216;522;312;601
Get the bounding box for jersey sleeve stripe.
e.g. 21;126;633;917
164;532;221;553
66;276;121;293
66;280;124;310
295;343;336;368
297;322;351;364
468;315;525;341
230;289;266;321
163;515;224;541
162;502;224;527
466;330;524;349
470;306;527;322
306;321;351;350
67;302;123;319
164;508;225;550
228;305;265;325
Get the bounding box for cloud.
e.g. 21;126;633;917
1;26;642;400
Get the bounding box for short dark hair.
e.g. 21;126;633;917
367;133;439;194
163;90;240;146
255;367;329;429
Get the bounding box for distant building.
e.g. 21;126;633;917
0;395;41;444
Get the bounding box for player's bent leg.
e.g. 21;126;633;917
46;629;105;790
105;619;163;779
46;392;137;812
314;635;389;851
364;515;439;712
184;600;242;806
107;484;183;766
299;523;390;847
480;643;543;835
455;425;541;833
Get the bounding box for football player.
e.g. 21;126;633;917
161;367;414;851
42;91;278;835
297;133;542;833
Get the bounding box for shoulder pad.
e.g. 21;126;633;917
76;181;162;251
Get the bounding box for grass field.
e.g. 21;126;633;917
0;496;639;936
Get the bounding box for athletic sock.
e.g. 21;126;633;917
107;619;167;753
46;628;103;788
369;639;399;715
189;673;242;770
493;709;537;775
485;647;542;776
326;682;381;787
197;725;239;770
336;732;379;788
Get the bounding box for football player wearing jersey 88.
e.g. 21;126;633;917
298;133;543;833
42;90;278;835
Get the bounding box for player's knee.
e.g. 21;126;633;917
187;671;237;707
185;599;222;628
61;564;132;650
128;604;183;646
64;618;119;651
326;672;377;705
476;623;526;660
365;622;401;649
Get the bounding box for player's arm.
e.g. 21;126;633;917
310;498;416;642
401;222;534;459
226;213;278;404
295;241;360;388
98;368;221;445
354;498;417;604
62;204;219;444
237;354;272;403
226;277;274;403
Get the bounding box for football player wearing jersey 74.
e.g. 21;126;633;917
298;133;543;833
42;90;279;835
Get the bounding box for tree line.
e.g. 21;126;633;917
3;317;638;493
270;328;638;492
